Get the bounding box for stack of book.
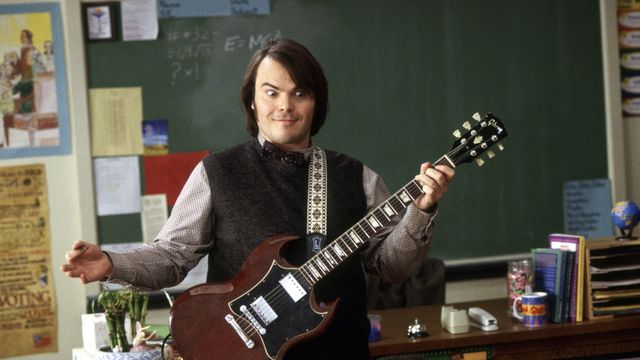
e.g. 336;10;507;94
531;233;586;323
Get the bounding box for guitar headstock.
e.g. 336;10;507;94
449;112;508;167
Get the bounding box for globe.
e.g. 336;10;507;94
611;201;640;239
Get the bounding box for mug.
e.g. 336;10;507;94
512;292;547;326
368;314;382;342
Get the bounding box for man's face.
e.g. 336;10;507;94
252;57;315;151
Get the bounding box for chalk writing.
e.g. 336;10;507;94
224;30;282;52
166;27;281;85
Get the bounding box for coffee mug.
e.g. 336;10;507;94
512;291;547;326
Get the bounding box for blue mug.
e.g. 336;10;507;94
512;292;547;326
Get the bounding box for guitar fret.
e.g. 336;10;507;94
308;264;321;280
357;222;372;239
340;236;354;252
315;258;329;273
382;202;397;217
332;242;346;258
322;250;337;266
298;267;313;286
374;208;390;223
348;230;362;246
407;181;423;198
368;213;383;229
398;189;414;203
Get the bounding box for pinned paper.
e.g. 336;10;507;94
94;156;141;216
142;119;169;156
141;194;168;243
121;0;159;41
143;150;209;206
90;87;144;157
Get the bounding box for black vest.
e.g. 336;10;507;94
202;139;371;359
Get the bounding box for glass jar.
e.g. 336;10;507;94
507;258;533;318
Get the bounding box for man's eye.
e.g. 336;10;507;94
266;90;277;97
295;90;306;97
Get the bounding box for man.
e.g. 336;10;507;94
62;38;454;359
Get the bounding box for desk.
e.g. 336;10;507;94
369;298;640;359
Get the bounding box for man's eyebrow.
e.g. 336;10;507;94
259;82;306;92
260;82;279;89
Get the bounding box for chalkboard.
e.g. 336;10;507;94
88;0;607;262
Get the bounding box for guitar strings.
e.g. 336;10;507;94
233;137;480;339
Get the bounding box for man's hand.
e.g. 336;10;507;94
60;240;112;284
413;162;455;211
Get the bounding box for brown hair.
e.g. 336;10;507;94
240;38;328;137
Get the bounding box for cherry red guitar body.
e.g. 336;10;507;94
169;234;337;360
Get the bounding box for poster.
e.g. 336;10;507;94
0;163;56;358
0;3;70;158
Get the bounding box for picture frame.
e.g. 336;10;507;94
0;3;71;158
82;1;120;42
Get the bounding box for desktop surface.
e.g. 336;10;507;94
369;298;640;359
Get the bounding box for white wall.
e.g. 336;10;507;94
0;1;97;359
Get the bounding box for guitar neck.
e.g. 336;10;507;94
297;112;508;288
297;154;455;287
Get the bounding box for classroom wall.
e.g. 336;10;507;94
0;0;632;359
0;0;96;359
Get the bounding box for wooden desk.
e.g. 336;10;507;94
369;298;640;359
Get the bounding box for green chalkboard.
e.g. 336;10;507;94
89;0;607;262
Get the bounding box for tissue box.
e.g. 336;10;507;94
82;313;132;352
82;313;108;352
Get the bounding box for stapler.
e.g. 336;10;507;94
468;307;498;331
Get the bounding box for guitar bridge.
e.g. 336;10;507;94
224;314;255;349
240;305;266;335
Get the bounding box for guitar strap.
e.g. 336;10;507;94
306;146;328;259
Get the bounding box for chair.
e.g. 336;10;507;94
366;257;446;310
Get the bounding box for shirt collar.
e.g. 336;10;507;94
257;133;314;160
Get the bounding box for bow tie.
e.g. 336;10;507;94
262;141;307;167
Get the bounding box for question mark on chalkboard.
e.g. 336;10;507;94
170;62;182;86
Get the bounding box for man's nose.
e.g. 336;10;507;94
278;95;292;112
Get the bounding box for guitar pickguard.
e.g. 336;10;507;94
229;263;326;359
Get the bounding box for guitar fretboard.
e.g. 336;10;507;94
297;154;453;288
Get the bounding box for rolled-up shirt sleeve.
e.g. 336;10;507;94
106;162;213;291
361;165;437;283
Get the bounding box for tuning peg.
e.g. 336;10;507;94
462;121;471;130
475;158;485;167
487;150;495;159
472;112;482;121
497;143;505;151
453;129;461;139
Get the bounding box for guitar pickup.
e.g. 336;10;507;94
279;273;307;302
251;296;278;325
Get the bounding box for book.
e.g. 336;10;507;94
532;248;566;323
549;233;586;322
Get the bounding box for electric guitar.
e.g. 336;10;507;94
169;112;508;360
